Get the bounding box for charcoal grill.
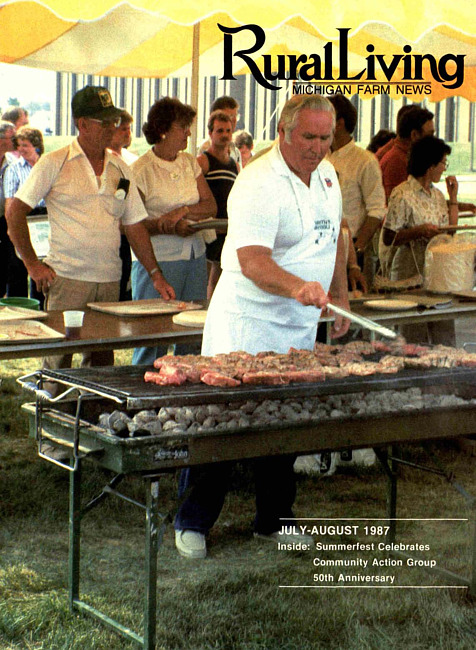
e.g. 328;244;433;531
19;364;476;649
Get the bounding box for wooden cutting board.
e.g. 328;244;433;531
452;291;476;302
398;294;454;309
0;305;47;322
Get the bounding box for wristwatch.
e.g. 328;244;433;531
149;266;162;278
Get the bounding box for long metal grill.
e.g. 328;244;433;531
39;364;476;409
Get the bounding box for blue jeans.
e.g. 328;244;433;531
175;456;297;536
131;255;207;365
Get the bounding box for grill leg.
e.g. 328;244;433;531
144;477;160;650
69;457;81;608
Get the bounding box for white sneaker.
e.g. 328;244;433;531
293;453;337;476
175;529;207;559
337;448;376;467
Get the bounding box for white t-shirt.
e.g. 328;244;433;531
131;150;207;262
202;144;342;355
119;148;138;166
16;138;147;282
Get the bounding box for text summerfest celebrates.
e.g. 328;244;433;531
219;24;465;97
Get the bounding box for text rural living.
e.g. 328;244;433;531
219;24;465;92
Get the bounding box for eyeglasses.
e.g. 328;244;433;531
171;122;192;132
88;117;121;128
440;159;449;170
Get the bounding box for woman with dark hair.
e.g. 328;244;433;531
382;135;458;278
3;126;46;300
131;97;217;364
381;135;459;343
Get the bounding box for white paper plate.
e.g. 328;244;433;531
172;310;208;327
363;299;417;311
348;292;384;303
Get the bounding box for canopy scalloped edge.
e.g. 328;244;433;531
0;1;474;41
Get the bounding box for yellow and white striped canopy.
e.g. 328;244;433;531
0;1;474;101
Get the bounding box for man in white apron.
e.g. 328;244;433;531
175;94;350;559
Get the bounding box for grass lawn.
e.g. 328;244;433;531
2;352;476;648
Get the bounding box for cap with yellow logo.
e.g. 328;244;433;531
72;86;122;120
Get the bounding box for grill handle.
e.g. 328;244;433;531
17;372;80;402
18;372;85;472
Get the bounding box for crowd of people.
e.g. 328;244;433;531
2;85;474;559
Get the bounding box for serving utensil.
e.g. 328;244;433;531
327;302;398;339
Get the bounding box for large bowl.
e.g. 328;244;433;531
0;297;40;311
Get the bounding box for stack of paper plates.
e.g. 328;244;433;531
363;299;417;311
172;310;208;327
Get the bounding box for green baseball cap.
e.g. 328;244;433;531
72;85;122;120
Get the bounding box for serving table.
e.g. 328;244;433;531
0;308;203;361
0;292;476;361
321;291;476;342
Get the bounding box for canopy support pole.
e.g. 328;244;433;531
190;22;200;155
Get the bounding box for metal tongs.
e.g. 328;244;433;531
327;302;398;340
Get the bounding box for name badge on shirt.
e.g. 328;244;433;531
114;177;130;200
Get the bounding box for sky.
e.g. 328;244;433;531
0;63;56;110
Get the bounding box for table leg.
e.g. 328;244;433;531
69;457;81;608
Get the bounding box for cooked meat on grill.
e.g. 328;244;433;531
144;341;476;388
321;366;350;378
375;355;405;373
144;366;187;386
242;371;291;385
345;361;382;376
200;371;241;387
280;369;326;383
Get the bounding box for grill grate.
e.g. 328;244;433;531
39;364;476;409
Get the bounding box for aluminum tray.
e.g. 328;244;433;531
0;320;64;343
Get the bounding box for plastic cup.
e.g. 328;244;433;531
63;310;84;339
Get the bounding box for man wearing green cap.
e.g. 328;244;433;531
6;85;174;372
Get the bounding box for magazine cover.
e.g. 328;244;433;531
0;2;475;649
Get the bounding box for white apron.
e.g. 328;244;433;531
202;166;340;356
